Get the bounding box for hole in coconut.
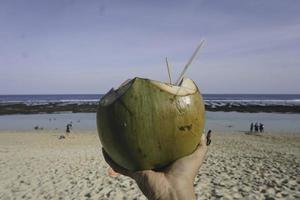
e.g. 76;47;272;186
178;124;193;131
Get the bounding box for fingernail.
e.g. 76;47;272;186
108;168;119;177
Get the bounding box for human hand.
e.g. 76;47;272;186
102;132;210;200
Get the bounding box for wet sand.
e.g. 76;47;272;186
0;131;299;199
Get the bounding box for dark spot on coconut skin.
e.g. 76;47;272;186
137;147;147;158
178;124;193;131
137;147;142;153
158;143;162;150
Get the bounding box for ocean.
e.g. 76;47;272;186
0;94;300;132
1;94;300;105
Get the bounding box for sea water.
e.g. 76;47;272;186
1;94;300;106
205;111;300;133
1;112;300;133
0;113;96;131
0;94;299;132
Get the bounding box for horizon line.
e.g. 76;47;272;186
1;93;300;96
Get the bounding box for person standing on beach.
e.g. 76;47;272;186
250;123;254;132
259;123;264;133
254;122;259;132
66;123;72;136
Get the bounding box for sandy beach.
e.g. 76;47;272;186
0;131;299;200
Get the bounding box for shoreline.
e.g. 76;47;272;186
1;102;300;115
1;112;300;133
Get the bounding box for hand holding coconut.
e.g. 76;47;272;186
97;41;209;199
97;41;206;170
103;133;209;200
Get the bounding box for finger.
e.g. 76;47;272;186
102;148;134;178
193;133;208;158
206;130;212;146
184;133;208;177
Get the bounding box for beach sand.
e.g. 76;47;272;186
0;131;299;200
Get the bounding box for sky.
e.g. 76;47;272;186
0;0;299;94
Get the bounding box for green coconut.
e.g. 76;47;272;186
97;77;205;171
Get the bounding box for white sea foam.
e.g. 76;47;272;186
1;95;300;107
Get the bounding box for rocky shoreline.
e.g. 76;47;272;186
206;104;300;113
1;102;300;115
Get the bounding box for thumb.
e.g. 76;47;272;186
166;133;209;180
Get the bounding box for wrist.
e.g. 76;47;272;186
173;183;196;200
165;176;196;200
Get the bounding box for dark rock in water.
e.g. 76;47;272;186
205;104;300;113
0;102;98;115
1;101;300;115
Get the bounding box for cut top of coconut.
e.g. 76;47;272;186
100;79;133;106
100;77;197;106
150;77;197;96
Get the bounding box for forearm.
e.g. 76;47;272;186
170;182;196;200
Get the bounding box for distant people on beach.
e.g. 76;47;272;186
254;122;259;132
250;122;264;133
66;122;72;135
34;126;44;130
259;123;264;133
